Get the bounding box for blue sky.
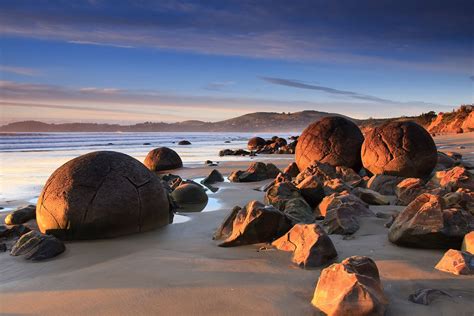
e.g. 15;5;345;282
0;0;472;123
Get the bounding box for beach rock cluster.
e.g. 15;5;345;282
228;162;281;182
219;148;252;157
37;151;172;240
312;256;388;316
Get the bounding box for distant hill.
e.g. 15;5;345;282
0;110;354;133
1;106;472;133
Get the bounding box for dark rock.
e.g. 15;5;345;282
4;205;36;225
37;151;170;240
144;147;183;172
435;249;474;275
352;187;390;205
178;140;191;145
361;121;437;178
272;223;337;268
388;193;474;248
228;162;281;183
296;175;325;207
213;206;241;240
282;198;315;225
408;288;452;305
201;169;224;185
323;178;351;195
171;183;208;212
283;162;300;178
318;192;373;218
219;149;251;157
295;116;364;171
442;190;474;213
367;174;404;195
312;256;388;316
436;152;456;170
247;137;266;150
323;205;360;235
11;230;65;261
0;224;31;239
218;201;290;247
265;181;301;210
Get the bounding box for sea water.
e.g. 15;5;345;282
0;132;294;208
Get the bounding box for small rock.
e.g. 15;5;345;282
283;162;300;178
367;174;404;195
265;181;301;210
5;205;36;225
218;201;290;247
272;223;337;268
201;169;224;185
10;230;65;261
323;205;360;235
352;187;390;205
312;256;388;316
408;288;452;305
437;166;474;191
296;175;325;207
178;140;191;145
318;192;373;218
282;198;315;225
0;224;31;239
228;162;281;182
434;249;474;275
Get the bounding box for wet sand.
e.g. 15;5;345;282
1;136;474;315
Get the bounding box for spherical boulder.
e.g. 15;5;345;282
36;151;170;240
295;117;364;171
361;121;437;178
144;147;183;172
171;183;208;212
247;137;266;150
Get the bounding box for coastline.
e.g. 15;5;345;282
1;134;474;315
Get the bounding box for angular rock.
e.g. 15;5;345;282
434;249;474;275
296;175;325;207
282;198;315;225
144;147;183;172
318;192;373;218
228;162;281;182
462;231;474;254
336;166;363;187
171;183;208;212
323;206;360;235
294;161;339;186
218;201;290;247
265;181;301;210
361;121;437;178
442;189;474;213
213;206;241;240
323;178;352;195
4;205;36;225
219;149;251;157
395;178;433;206
436;152;456;170
283;162;300;178
272;223;337;268
11;230;65;261
201;169;224;185
295;117;364;171
438;166;474;191
388;193;474;248
312;256;388;316
352;187;390;205
367;174;404;195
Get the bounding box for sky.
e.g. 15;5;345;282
0;0;473;124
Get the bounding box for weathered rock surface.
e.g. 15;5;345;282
282;198;315;225
318;192;373;218
5;205;36;225
144;147;183;172
367;174;404;195
10;230;65;261
408;288;452;305
361;121;437;178
0;224;31;239
265;181;301;210
213;206;241;240
434;249;474;275
437;166;474;191
37;151;171;240
201;169;224;185
295;116;364;171
323;206;361;235
394;178;444;206
219;149;251;157
462;231;474;254
171;183;208;212
352;187;390;205
388;193;474;248
218;201;290;247
442;189;474;213
312;256;388;316
272;223;337;268
247;137;266;150
296;175;325;207
283;162;300;178
228;162;281;182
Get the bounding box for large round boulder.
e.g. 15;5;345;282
36;151;171;240
247;137;266;150
295;117;364;171
171;183;208;212
361;121;437;178
144;147;183;172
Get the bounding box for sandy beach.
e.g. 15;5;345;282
1;134;474;315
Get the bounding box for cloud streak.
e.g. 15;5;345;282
260;77;393;103
0;65;40;76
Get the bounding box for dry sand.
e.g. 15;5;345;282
1;135;474;315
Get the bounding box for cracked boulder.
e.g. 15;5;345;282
361;121;437;178
312;256;389;316
143;147;183;172
37;151;171;240
295;116;364;172
11;230;65;261
272;223;337;268
388;193;474;249
218;201;290;247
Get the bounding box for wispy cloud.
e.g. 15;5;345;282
0;65;40;76
204;81;235;91
260;77;392;103
68;40;134;48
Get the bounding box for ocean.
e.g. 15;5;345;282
0;132;294;210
